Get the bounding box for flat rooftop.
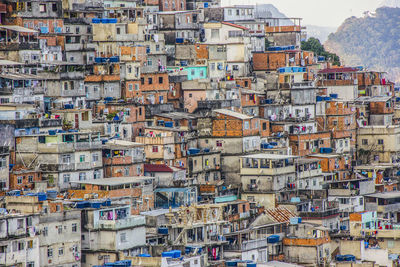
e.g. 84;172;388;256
241;153;297;160
366;191;400;199
72;176;154;186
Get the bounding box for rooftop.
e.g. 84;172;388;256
241;153;297;160
155;112;198;120
144;164;174;173
72;176;154;186
214;109;253;120
366;191;400;199
103;139;144;149
318;67;359;74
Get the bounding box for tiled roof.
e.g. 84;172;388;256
265;207;297;223
144;164;174;173
221;21;249;31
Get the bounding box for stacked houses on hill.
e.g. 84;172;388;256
0;0;398;266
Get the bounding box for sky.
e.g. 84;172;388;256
224;0;388;27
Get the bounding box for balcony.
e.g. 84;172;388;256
40;119;62;127
299;208;339;219
377;203;400;213
136;136;174;145
38;142;74;153
98;216;146;230
196;99;241;110
328;188;359;196
265;25;301;33
317;80;355;87
61;89;85;97
297;169;322;179
241;165;295;176
74;140;102;150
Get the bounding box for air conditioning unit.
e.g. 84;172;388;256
98;255;104;260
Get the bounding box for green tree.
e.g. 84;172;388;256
301;37;341;66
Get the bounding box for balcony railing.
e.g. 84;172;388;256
97;216;146;230
299;208;340;219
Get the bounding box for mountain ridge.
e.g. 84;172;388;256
325;7;400;82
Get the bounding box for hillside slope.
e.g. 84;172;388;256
325;7;400;82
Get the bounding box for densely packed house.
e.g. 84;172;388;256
0;0;399;266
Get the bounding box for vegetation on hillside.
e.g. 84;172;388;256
301;37;341;66
325;7;400;82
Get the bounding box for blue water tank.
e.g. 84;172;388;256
330;93;338;99
37;193;47;201
267;235;280;243
47;190;58;199
164;121;173;128
226;261;238;267
92;18;100;23
162;251;175;258
158;227;168;235
138;254;151;257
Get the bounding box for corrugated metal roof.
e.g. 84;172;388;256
265;207;297;223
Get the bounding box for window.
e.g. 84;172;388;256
92;153;99;162
63;174;70;183
0;157;6;169
62;154;71;164
236;9;239;15
58;225;63;234
47;248;53;258
26;217;32;226
362;139;368;145
378;139;384;145
148;78;153;84
262;122;267;131
27;262;35;267
228;9;232;15
94;170;100;179
79;172;86;181
17;219;24;229
211;29;219;39
17;176;23;184
152;146;158;152
147;59;152;66
216;141;223;147
244;121;250;130
135;84;139;91
59;247;64;256
52;3;57;11
124;167;129;176
228;31;242;37
43;226;48;236
39;4;46;12
116;27;121;35
120;233;127;242
159;77;163;84
232;65;239;71
189;93;192;98
210;63;215;70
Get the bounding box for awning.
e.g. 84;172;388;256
0;25;38;33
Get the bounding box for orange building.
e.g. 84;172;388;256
9;167;41;190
